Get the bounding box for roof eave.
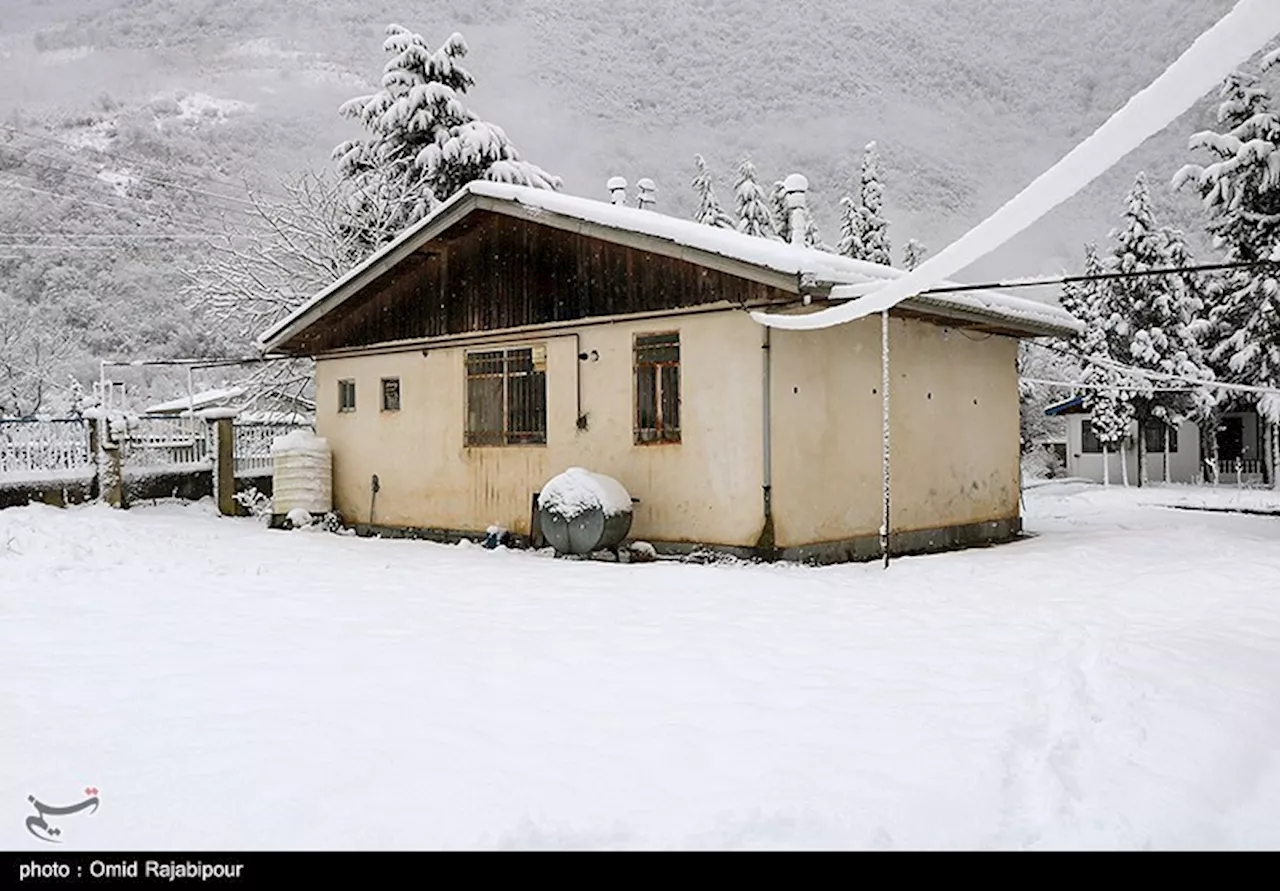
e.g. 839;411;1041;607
257;189;483;354
901;294;1082;339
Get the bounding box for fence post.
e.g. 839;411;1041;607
102;442;125;509
86;416;101;501
206;411;238;517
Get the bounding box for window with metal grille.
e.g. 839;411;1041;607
634;332;680;444
338;379;356;413
381;377;401;412
465;346;547;446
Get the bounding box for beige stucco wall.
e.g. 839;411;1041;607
314;309;767;547
314;309;1021;552
769;315;1021;548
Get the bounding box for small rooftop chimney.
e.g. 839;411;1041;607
607;176;628;206
783;173;809;248
636;178;657;211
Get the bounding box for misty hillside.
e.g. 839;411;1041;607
0;0;1267;404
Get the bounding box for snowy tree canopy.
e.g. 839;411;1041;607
837;141;890;265
690;155;735;229
901;238;927;271
856;142;891;265
1174;59;1280;422
769;180;791;243
333;24;561;250
733;159;776;239
1103;172;1215;437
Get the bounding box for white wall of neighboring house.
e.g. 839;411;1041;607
1064;415;1202;484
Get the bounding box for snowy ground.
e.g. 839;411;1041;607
3;482;1280;850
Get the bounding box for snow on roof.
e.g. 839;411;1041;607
144;387;246;415
259;180;1080;351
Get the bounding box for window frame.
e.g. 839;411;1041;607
381;377;401;413
338;378;356;413
634;331;681;445
1081;419;1102;454
1143;421;1178;454
464;345;547;447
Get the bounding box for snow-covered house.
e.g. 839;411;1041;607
258;180;1078;562
1045;396;1267;485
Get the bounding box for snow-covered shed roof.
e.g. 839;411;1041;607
258;181;1080;353
145;387;247;416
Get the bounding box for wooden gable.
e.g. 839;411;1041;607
282;210;795;355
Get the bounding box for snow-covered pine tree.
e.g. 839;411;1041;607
901;238;927;271
1079;297;1135;486
856;142;891;265
1174;60;1280;485
770;180;791;243
691;155;735;229
333;25;561;251
837;195;863;259
734;159;776;239
1105;172;1214;484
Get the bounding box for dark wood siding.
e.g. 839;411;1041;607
288;211;794;354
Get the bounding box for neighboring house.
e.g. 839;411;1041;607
258;180;1079;563
1045;396;1267;485
145;387;315;425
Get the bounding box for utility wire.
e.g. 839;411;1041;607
920;259;1278;296
0;122;291;201
1;146;272;215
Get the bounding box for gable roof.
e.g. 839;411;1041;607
258;181;1081;353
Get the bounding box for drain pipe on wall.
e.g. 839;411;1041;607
756;324;776;559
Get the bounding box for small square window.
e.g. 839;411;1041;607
338;379;356;413
381;377;401;412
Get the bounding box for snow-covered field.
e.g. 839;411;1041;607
3;482;1280;850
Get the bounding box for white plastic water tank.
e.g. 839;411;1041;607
271;429;333;516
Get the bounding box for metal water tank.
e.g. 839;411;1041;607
538;467;634;556
271;430;333;517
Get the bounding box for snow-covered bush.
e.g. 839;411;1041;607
233;487;272;521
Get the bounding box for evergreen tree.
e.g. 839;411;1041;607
856;142;891;265
1105;172;1213;483
837;141;891;264
769;180;791;243
837;195;863;259
691;155;735;229
734;158;776;238
1077;273;1135;486
1175;60;1280;481
901;238;927;271
333;25;561;251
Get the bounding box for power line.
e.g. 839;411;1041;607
0;176;239;240
1;145;271;215
0;122;291;201
1030;340;1280;398
921;259;1278;296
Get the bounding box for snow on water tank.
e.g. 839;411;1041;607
271;429;332;517
538;467;634;556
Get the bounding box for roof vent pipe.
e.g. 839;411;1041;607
637;178;657;211
783;173;809;248
607;176;628;205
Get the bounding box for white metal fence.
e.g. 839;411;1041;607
112;416;212;474
233;422;310;478
0;419;94;482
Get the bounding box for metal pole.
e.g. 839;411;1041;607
186;365;196;438
881;309;891;569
